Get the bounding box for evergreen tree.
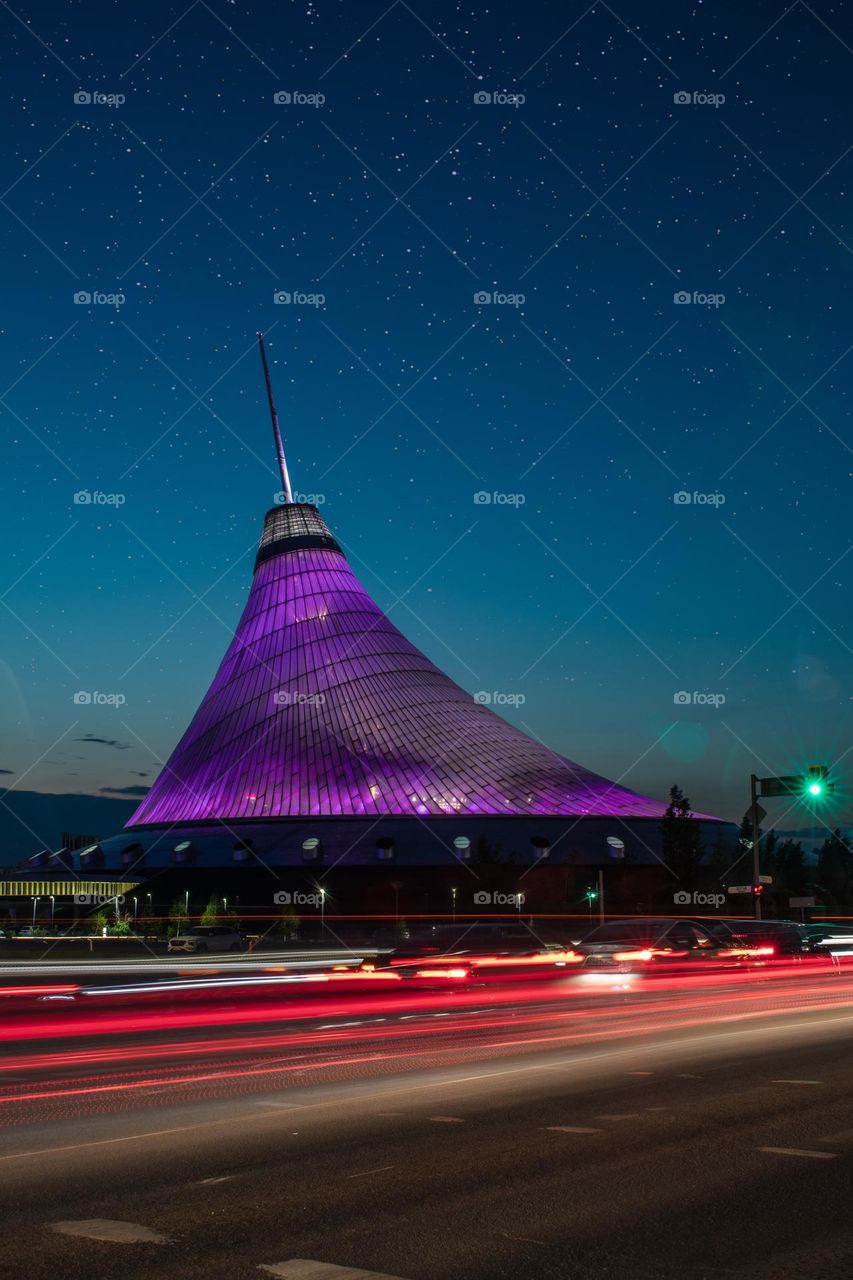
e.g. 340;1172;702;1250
817;829;853;908
660;784;704;888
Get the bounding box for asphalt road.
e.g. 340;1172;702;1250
3;977;853;1280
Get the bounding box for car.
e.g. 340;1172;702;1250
575;917;766;975
704;917;826;957
167;925;243;954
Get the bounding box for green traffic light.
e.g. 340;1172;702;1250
808;781;823;797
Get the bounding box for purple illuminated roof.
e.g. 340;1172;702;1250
128;503;669;825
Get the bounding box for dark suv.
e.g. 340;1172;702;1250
577;917;744;974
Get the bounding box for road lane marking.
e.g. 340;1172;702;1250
51;1219;169;1243
758;1147;838;1160
194;1175;234;1185
498;1231;547;1246
346;1166;395;1179
596;1113;640;1121
259;1261;411;1279
428;1115;464;1122
771;1079;823;1085
676;1073;701;1078
546;1125;602;1134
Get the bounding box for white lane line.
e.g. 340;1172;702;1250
758;1147;838;1160
498;1231;547;1246
346;1166;395;1179
428;1115;464;1123
194;1175;234;1186
771;1079;824;1085
596;1113;640;1121
546;1125;602;1134
259;1261;411;1279
51;1219;169;1243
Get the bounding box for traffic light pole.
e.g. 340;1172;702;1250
751;773;762;921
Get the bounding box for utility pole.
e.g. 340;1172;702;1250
750;773;762;921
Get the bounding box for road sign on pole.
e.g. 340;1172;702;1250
728;885;753;895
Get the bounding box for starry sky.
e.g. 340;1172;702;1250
1;0;851;842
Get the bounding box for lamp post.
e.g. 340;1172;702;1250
32;896;39;927
320;887;326;937
451;886;457;926
49;895;55;925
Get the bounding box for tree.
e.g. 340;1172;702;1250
660;784;704;888
278;906;300;940
817;829;853;908
168;897;189;938
766;835;807;898
200;894;226;926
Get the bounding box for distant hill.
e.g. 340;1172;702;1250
0;790;138;865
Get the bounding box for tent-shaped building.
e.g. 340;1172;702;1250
82;339;728;901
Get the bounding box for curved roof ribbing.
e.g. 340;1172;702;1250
129;504;670;825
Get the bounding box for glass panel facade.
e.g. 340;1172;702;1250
129;505;668;825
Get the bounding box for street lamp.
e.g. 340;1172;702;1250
32;896;39;926
49;895;55;925
451;886;457;925
319;887;326;937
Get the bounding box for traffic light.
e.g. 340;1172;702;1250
805;765;833;800
752;884;763;898
585;887;599;902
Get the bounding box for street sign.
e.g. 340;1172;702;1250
743;803;767;827
790;896;816;908
758;875;773;884
758;775;801;798
728;885;752;894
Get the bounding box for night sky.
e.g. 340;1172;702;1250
1;0;851;841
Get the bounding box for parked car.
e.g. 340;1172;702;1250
168;925;243;954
